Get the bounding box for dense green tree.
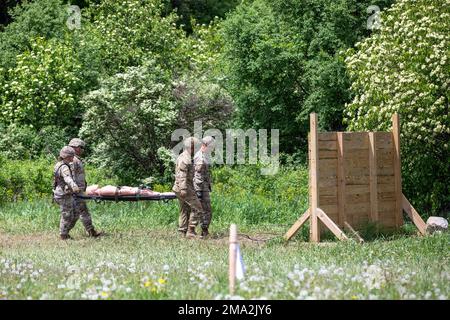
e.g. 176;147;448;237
221;0;394;152
168;0;239;33
345;0;449;216
0;0;67;70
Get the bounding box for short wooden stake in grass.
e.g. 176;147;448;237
229;224;237;296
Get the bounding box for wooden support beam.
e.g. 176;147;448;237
337;132;345;226
310;113;320;242
368;132;379;224
402;194;427;235
284;209;310;241
344;221;364;243
392;114;404;227
317;208;348;241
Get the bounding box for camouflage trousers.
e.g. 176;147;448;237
175;190;204;232
197;191;212;229
55;196;94;236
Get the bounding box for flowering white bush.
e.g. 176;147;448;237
344;0;449;214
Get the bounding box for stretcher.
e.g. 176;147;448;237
76;185;178;202
77;192;177;202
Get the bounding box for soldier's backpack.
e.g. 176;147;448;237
52;163;73;203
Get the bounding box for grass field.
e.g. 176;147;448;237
0;198;449;300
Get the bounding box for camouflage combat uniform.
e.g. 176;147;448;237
53;161;79;237
70;155;94;233
194;150;212;229
172;149;204;234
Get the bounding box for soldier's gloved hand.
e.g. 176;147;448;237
180;190;187;197
72;185;80;193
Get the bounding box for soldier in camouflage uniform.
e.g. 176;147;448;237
53;146;80;240
172;137;204;239
68;138;102;238
194;136;215;239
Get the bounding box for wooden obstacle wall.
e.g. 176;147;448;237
315;130;402;230
285;113;427;243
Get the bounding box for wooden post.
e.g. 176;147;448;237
368;132;379;224
229;224;237;295
310;113;320;242
284;209;310;240
402;195;427;235
316;208;348;241
337;132;345;226
392;114;404;227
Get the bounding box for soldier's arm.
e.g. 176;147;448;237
60;165;79;192
178;159;189;190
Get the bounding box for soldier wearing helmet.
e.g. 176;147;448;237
172;137;205;239
68;138;103;238
53;146;80;240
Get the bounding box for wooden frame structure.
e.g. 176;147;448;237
285;113;427;242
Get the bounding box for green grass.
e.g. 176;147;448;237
0;199;449;300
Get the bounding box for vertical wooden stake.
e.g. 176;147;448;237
369;132;379;224
229;224;237;295
310;113;320;242
392;114;404;227
337;132;345;227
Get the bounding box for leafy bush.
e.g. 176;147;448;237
80;60;179;184
0;123;74;160
220;0;394;152
0;37;85;130
0;157;118;204
0;0;68;70
344;0;449;216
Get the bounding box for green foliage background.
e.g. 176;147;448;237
0;0;448;217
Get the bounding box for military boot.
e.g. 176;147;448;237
88;229;103;238
60;234;72;240
186;226;197;239
200;227;209;239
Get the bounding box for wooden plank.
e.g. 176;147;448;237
378;176;395;185
337;132;345;226
377;150;394;166
345;175;369;185
319;150;337;159
344;202;370;215
344;221;364;243
319;177;337;188
377;166;395;176
344;149;370;162
345;185;370;195
377;183;395;193
377;192;396;201
310;113;320;242
317;208;348;241
319;195;338;205
319;186;338;196
318;140;337;151
320;205;339;215
284;209;311;240
345;192;370;204
402;194;427;235
378;200;396;213
375;132;393;149
318;132;337;141
343;132;369;150
392;114;404;227
369;132;379;223
345;168;370;178
319;159;337;170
